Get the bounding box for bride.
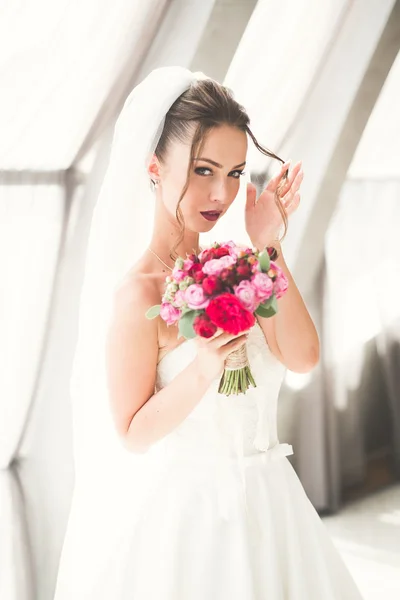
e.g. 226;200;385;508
53;66;364;599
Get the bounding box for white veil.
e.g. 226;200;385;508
54;66;213;599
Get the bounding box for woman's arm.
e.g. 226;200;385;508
125;359;212;453
106;274;247;453
256;242;320;373
105;275;213;453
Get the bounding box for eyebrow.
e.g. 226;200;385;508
193;157;246;169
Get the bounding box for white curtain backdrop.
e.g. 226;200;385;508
0;0;168;169
323;178;400;505
0;172;65;600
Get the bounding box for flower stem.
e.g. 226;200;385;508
217;344;257;396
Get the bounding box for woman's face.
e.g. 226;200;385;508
155;124;248;233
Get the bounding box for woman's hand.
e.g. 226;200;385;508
245;160;304;249
193;329;250;382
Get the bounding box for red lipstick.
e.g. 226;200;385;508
200;211;222;222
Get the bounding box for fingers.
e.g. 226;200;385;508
278;161;303;197
202;329;250;349
290;165;304;194
246;182;257;210
266;160;291;193
222;333;249;353
285;191;301;214
194;327;224;348
280;166;303;213
281;191;300;215
213;330;250;349
267;160;303;196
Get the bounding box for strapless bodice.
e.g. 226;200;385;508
155;321;294;521
156;321;291;455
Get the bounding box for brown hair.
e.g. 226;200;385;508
153;78;288;260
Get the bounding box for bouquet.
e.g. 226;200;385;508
145;241;288;395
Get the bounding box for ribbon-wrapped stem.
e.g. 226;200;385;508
218;343;257;396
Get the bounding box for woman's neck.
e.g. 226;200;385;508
150;198;202;259
149;237;201;261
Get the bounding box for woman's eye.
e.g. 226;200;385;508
231;170;246;179
195;167;246;178
195;167;212;176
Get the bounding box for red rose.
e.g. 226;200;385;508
220;268;231;281
219;268;238;286
237;264;251;279
199;249;216;264
193;270;206;284
202;275;223;295
205;293;255;334
193;314;217;338
189;262;205;283
190;262;202;273
189;262;204;277
214;247;230;258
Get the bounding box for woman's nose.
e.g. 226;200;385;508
210;177;229;204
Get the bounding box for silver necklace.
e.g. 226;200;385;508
148;247;174;271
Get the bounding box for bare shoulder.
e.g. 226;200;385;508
112;270;160;323
106;269;162;437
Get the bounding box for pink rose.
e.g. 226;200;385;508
160;302;181;325
173;289;186;308
184;284;210;309
251;272;274;302
183;258;194;271
226;243;251;260
223;240;239;255
227;244;242;259
273;271;289;299
234;280;259;313
172;267;186;282
202;255;236;276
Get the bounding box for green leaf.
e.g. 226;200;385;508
255;304;276;318
145;304;161;319
258;250;271;273
178;310;198;339
261;294;278;311
255;295;278;318
269;295;278;313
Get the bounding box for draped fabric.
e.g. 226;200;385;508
0;172;65;600
323;178;400;506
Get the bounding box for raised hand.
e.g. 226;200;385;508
245;160;304;249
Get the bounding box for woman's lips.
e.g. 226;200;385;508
200;211;222;222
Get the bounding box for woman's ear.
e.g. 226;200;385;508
147;153;162;183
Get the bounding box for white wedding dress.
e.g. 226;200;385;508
55;321;364;599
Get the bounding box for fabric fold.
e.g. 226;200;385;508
214;391;294;536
